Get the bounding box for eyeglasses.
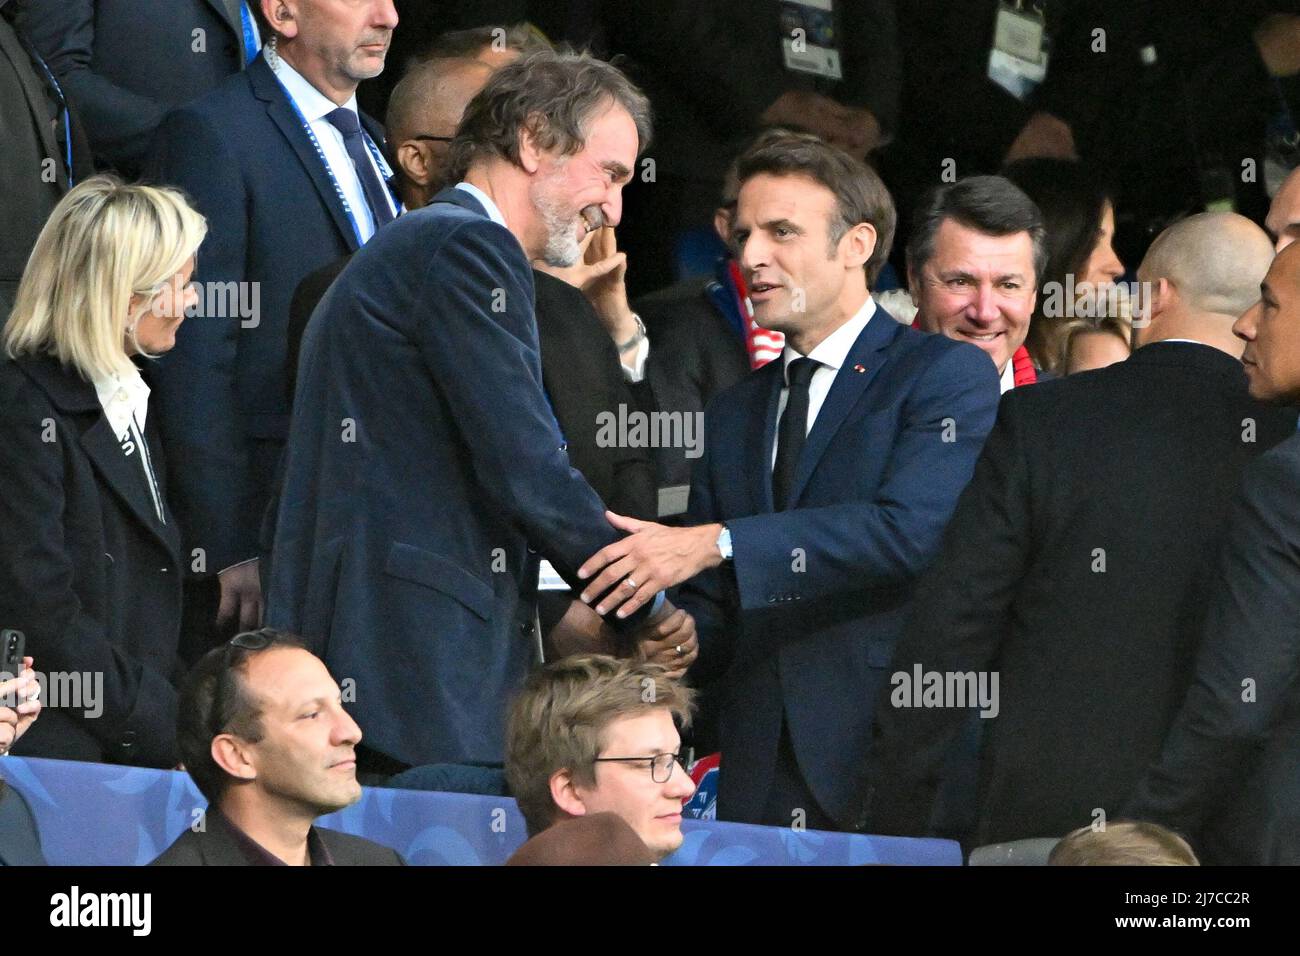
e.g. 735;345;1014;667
412;134;455;144
208;629;276;737
593;752;684;783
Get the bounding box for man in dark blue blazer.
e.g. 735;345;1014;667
578;136;1000;830
147;1;400;637
18;0;259;177
267;51;698;774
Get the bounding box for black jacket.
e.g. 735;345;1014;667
151;808;404;865
2;355;184;767
1125;431;1300;864
867;342;1298;845
636;277;752;504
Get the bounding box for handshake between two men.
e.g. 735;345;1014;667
551;512;726;680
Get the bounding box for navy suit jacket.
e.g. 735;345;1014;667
19;0;250;176
677;312;999;827
267;187;650;768
147;54;386;572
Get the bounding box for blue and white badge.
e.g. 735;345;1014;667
988;0;1048;101
780;0;843;81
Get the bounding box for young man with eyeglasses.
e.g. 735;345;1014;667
504;655;696;863
153;628;403;865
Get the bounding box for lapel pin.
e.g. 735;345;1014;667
853;364;866;373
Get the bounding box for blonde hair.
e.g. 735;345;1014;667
505;654;695;836
3;175;207;381
1056;314;1131;375
1049;821;1199;866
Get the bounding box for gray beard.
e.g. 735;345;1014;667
538;206;581;267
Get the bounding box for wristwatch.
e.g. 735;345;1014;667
616;313;647;354
715;525;733;562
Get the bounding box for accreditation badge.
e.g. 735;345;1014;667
780;0;844;81
987;0;1048;101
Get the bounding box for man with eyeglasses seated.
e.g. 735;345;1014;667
153;628;403;866
504;655;696;864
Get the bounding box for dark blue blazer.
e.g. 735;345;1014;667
146;54;385;571
677;312;999;827
19;0;250;176
266;187;649;768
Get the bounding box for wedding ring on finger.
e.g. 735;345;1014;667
624;578;638;590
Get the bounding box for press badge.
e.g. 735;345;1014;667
780;0;843;81
987;1;1048;101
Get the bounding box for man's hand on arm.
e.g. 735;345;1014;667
577;512;724;619
216;560;263;633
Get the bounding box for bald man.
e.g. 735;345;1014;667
1125;241;1300;864
387;56;495;207
867;215;1299;848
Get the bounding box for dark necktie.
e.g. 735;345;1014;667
325;107;395;230
772;357;819;511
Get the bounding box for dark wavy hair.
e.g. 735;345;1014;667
446;48;652;183
1003;158;1115;370
733;132;898;284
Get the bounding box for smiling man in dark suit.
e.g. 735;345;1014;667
19;0;260;177
578;134;1001;830
268;50;699;777
147;0;400;644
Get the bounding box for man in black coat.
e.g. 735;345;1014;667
0;0;92;316
1125;240;1300;865
18;0;258;176
154;631;403;865
866;212;1298;847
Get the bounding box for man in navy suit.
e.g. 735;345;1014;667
147;0;400;640
578;135;1001;829
19;0;260;177
267;50;698;775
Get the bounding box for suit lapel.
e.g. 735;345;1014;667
17;356;180;560
787;312;901;508
76;416;180;560
206;0;244;40
249;58;362;252
747;360;784;514
0;19;66;188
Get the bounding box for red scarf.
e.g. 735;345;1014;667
909;318;1036;386
727;260;783;369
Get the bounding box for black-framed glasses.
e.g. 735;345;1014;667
593;752;684;783
208;629;276;737
412;134;455;144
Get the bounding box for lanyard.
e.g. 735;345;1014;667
13;25;74;187
238;2;260;66
270;70;397;246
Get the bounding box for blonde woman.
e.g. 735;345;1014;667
1;175;205;767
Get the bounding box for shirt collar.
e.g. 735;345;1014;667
999;359;1016;394
271;54;357;123
91;365;150;441
216;809;335;866
454;181;507;228
781;296;876;378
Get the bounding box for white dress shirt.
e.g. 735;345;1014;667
999;359;1016;394
92;366;165;523
772;297;877;467
272;56;396;242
